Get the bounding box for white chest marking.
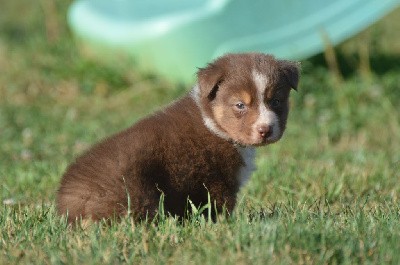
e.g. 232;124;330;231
236;146;257;189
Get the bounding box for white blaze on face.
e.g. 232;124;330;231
252;70;281;143
252;70;268;93
256;104;281;142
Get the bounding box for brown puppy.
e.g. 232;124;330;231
56;53;300;222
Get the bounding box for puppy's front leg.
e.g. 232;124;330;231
205;182;237;219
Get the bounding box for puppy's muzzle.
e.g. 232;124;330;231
257;124;273;139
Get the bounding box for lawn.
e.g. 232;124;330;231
1;1;400;264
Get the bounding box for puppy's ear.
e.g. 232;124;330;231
197;63;224;101
280;60;301;90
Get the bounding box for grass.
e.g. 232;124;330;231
1;1;400;264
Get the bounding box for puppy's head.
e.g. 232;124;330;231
194;53;300;146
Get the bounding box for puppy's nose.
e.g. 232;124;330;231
257;124;273;138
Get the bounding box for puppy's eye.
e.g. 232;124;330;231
270;99;281;108
235;102;246;110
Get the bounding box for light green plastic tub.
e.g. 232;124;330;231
69;0;400;83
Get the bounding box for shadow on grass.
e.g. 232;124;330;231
307;52;400;78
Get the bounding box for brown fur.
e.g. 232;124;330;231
56;53;300;223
